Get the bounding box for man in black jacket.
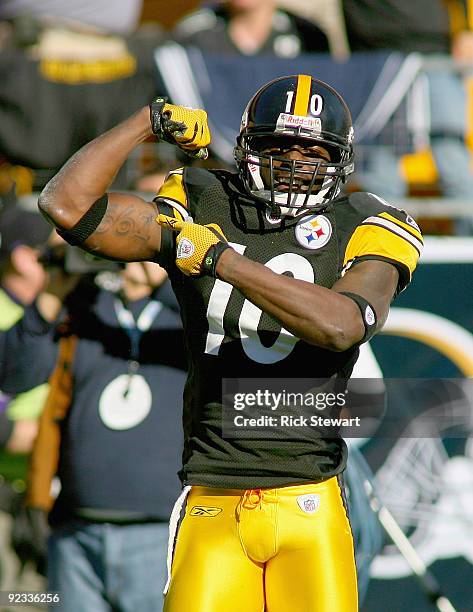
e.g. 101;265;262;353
2;257;186;612
172;0;329;57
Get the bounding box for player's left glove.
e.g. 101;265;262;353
150;97;210;160
157;214;231;277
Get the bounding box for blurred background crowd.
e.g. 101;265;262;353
1;1;472;611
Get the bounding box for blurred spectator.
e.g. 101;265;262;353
0;0;165;194
342;0;473;207
0;191;51;596
0;191;51;454
2;253;185;612
277;0;350;59
172;0;330;57
0;2;203;202
0;191;50;304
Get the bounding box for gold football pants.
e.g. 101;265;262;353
164;477;358;611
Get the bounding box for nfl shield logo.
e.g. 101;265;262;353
297;493;320;514
177;238;195;259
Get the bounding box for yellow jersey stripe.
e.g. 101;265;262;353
378;212;423;243
343;224;420;277
293;75;312;116
362;216;423;255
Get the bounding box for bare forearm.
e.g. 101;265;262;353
217;250;364;350
39;107;152;228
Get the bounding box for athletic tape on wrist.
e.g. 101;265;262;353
150;97;167;136
56;194;108;246
338;291;378;343
202;241;231;277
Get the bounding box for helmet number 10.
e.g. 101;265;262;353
285;91;323;116
205;242;314;364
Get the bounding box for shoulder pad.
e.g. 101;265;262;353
184;166;221;187
341;191;423;295
347;192;421;232
347;191;395;218
156;167;229;218
182;167;228;201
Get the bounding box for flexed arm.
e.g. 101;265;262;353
38;102;210;262
217;250;398;351
157;215;400;352
38;107;160;261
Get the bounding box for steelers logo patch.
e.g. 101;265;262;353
295;215;332;249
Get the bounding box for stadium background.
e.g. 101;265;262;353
1;1;473;610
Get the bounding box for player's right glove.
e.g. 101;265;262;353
150;97;210;159
157;214;231;277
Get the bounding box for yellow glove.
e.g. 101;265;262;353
158;214;230;277
150;97;210;160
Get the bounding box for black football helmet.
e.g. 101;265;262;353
234;75;354;218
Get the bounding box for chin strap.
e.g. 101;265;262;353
268;200;281;220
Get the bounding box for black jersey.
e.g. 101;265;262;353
155;168;422;488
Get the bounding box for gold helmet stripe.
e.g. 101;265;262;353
293;74;312;116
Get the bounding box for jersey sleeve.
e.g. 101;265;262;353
153;168;190;222
152;168;190;270
342;199;423;293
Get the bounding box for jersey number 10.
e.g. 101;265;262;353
205;243;314;364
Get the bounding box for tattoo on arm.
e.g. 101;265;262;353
96;204;156;243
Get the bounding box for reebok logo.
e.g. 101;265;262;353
190;506;223;517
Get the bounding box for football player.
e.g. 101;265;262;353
38;75;422;611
